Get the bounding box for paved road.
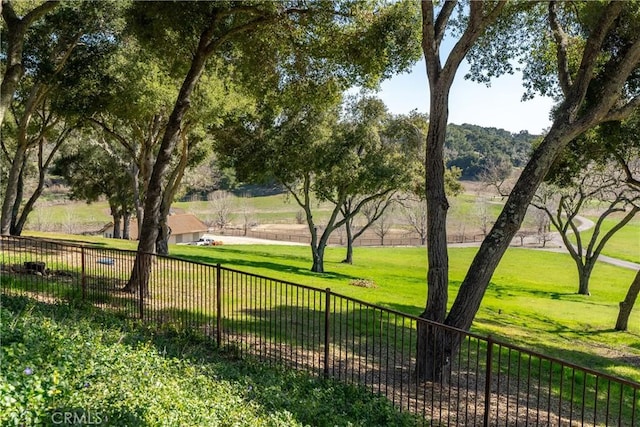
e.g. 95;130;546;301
199;233;306;246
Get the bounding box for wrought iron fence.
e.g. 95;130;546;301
1;235;638;426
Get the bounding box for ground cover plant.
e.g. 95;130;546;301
0;294;418;426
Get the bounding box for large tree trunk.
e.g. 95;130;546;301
123;211;131;239
1;145;27;235
311;241;327;273
577;271;591;296
416;0;509;381
155;214;171;256
12;175;40;236
342;222;354;264
576;260;596;296
616;270;640;331
417;83;451;380
112;212;122;239
130;163;144;237
577;270;591;296
9;156;27;235
125;33;209;293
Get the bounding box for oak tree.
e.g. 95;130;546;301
418;0;640;381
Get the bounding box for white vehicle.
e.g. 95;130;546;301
195;237;214;246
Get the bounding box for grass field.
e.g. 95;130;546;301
31;191;515;237
28;201;111;227
176;243;640;381
20;230;640;383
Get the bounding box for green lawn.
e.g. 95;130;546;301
21;230;640;383
172;193;336;225
27;201;111;227
171;244;640;380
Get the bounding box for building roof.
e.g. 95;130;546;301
104;214;209;239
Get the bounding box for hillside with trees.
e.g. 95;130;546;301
445;124;539;179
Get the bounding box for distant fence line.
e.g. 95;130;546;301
1;236;638;426
214;227;485;246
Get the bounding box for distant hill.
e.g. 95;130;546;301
445;124;540;179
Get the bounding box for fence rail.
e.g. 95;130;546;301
1;235;638;426
214;227;485;246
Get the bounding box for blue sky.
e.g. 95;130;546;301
376;58;555;135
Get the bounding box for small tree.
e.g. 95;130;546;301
533;164;640;295
401;197;428;245
52;139;135;238
370;204;395;246
477;157;515;198
475;196;492;237
208;191;233;231
237;194;256;236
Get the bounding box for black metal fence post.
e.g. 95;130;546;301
484;336;494;426
216;263;222;347
324;287;331;379
138;255;144;320
81;246;86;301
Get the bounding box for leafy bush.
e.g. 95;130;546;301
0;295;417;426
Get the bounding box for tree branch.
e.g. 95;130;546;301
590;205;638;259
548;1;572;96
613;150;640;190
603;95;640;123
441;0;507;86
434;1;457;46
22;0;59;25
570;0;625;108
88;117;136;157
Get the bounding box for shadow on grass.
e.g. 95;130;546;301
180;247;361;282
